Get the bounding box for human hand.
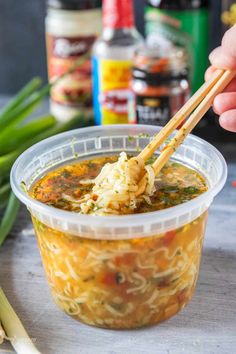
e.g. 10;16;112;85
205;24;236;132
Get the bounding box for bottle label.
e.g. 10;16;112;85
92;57;133;125
134;95;171;126
145;8;191;49
145;6;209;93
46;34;96;108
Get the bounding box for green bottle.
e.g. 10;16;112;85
145;0;209;93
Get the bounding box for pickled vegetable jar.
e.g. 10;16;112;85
11;125;227;329
129;46;189;126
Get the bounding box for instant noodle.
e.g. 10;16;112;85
10;125;227;329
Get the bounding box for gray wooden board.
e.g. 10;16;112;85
0;166;235;354
0;126;235;353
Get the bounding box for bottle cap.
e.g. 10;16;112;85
103;0;134;29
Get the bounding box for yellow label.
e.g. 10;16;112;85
99;59;132;124
221;4;236;26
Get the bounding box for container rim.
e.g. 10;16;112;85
10;125;227;228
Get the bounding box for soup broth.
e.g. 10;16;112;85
30;155;208;328
31;155;207;214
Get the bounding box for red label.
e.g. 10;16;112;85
46;34;96;107
101;89;130;115
103;0;134;29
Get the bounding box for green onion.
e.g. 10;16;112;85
0;53;92;244
0;192;20;247
183;186;199;194
0;84;51;130
0;112;90;179
0;320;6;344
0;115;56;155
52;51;90;85
0;183;11;208
0;287;41;353
0;150;20;178
0;77;42;119
0;53;90;130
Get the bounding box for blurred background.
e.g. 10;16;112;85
0;0;235;141
1;0;145;93
0;0;231;94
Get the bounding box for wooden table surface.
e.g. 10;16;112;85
0;137;235;354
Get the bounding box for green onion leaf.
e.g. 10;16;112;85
0;192;20;247
0;115;56;155
0;77;42;119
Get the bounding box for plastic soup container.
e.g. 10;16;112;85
11;125;227;329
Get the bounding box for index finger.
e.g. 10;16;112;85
222;24;236;58
205;65;236;91
209;46;236;70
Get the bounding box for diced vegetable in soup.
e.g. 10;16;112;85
30;155;208;328
31;155;207;213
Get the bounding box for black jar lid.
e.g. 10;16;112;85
47;0;101;10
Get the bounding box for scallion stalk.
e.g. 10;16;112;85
0;320;6;344
0;115;56;155
0;287;41;354
0;150;20;178
0;192;20;247
0;77;42;119
0;112;89;179
0;183;11;208
0;52;91;130
0;84;51;130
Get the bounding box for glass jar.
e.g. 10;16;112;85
129;46;189;126
145;0;209;94
45;0;102;122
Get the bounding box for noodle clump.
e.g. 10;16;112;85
77;152;156;215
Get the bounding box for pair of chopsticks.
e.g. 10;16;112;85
136;69;236;196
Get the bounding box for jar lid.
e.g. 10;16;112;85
47;0;101;10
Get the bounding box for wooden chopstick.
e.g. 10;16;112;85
151;69;236;176
138;69;225;162
136;69;235;196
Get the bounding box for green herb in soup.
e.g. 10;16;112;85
31;155;207;214
30;154;208;329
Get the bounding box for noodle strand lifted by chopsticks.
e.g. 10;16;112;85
76;152;156;215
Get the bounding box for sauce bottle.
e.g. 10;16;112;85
129;46;189;126
145;0;209;94
45;0;102;122
92;0;143;125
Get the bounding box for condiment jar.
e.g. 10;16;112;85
45;0;102;122
129;46;189;126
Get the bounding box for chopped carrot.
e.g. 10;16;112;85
102;273;116;286
163;230;176;245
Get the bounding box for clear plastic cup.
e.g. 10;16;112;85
10;125;227;329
